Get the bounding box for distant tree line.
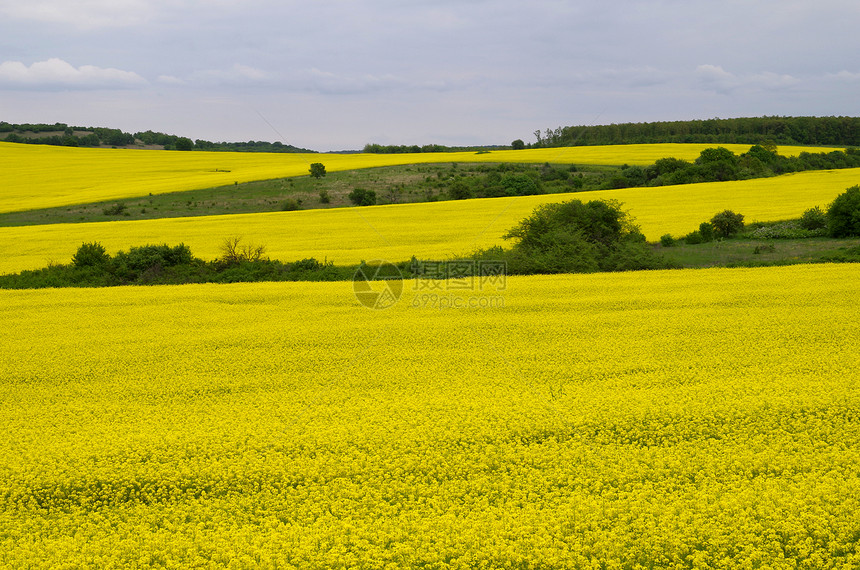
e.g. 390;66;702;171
0;122;314;152
533;116;860;148
1;122;135;147
362;143;507;154
138;130;314;153
0;122;69;133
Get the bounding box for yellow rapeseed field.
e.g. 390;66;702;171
1;264;858;567
0;141;837;213
1;167;858;275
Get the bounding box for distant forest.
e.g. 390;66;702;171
363;116;860;153
0;122;315;153
4;116;859;153
533;116;860;148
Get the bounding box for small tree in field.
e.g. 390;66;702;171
309;163;326;179
710;210;745;238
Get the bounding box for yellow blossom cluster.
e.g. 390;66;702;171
1;264;859;567
0;141;837;213
1;166;859;275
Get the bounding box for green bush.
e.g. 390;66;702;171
603;240;677;272
174;137;194;151
291;258;325;272
652;157;691;176
660;234;676;247
710;210;745;238
684;230;704;245
827;185;860;237
348;187;377;206
319;189;331;204
500;173;541;196
103;203;127;216
695;147;740;181
799;206;827;230
72;242;110;267
699;222;715;242
281;198;300;211
309;163;326;178
448;180;473;200
114;244;193;273
501;199;666;273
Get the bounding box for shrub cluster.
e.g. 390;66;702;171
421;147;860;206
0;240;349;289
434;163;578;200
103;203;129;216
462;199;674;274
667;210;746;245
606;146;860;189
348;188;377;206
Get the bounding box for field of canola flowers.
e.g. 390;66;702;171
1;166;859;275
1;264;859;568
0;141;839;213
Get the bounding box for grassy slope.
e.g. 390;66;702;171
657;237;860;267
0;162;612;227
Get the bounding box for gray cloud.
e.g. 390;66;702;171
695;65;800;95
0;58;147;89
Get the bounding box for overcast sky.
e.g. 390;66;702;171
1;0;859;151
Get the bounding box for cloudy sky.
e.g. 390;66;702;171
1;0;859;151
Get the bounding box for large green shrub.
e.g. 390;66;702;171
114;244;194;272
501;199;667;273
684;230;704;245
500;173;541;196
800;206;828;231
72;242;110;267
827;185;860;237
448;180;473;200
695;147;740;182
